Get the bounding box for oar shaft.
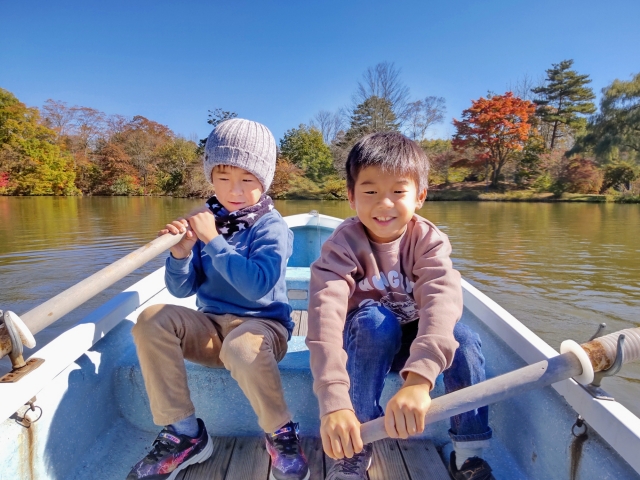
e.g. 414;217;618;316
20;233;185;335
360;351;583;444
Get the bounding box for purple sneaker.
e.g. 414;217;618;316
126;419;213;480
265;422;310;480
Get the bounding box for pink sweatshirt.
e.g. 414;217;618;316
306;214;463;417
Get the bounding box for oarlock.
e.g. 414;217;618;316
0;310;43;383
561;325;640;400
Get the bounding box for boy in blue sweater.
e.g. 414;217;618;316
127;119;309;480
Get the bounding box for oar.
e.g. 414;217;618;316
360;327;640;444
0;231;187;361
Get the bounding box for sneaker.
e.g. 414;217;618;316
264;421;310;480
448;452;495;480
126;418;213;480
325;444;373;480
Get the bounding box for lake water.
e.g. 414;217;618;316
1;197;639;416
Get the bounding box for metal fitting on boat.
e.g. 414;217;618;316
0;311;43;383
560;327;640;385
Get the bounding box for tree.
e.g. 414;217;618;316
270;157;304;198
310;110;346;144
332;96;400;175
0;88;77;195
346;96;399;139
579;73;640;158
506;73;544;102
532;60;596;150
353;62;410;124
405;96;446;140
94;142;140;195
279;125;335;182
553;157;602;194
115;116;173;194
155;137;200;195
601;162;638;192
198;108;238;155
452;92;536;188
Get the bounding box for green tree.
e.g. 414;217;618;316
197;108;238;155
279;125;335;182
0;88;77;195
155;137;201;195
579;73;640;159
532;60;596;150
346;96;399;140
601;162;638;192
332;96;400;175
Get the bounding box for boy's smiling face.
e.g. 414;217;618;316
348;165;427;243
211;165;264;212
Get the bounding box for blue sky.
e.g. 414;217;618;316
1;0;639;142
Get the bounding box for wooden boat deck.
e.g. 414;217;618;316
175;310;450;479
176;436;450;480
291;310;309;336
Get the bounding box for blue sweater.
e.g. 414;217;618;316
164;209;294;336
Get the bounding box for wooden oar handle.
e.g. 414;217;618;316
18;231;186;336
360;328;640;445
360;351;583;444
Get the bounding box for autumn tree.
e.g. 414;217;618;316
279;125;335;182
532;60;596;150
270;157;304;198
452;92;536;188
115;116;173;194
0;89;77;195
41;99;109;191
94;143;140;195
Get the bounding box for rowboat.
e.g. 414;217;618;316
1;212;639;479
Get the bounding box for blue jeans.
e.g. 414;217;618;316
343;304;492;444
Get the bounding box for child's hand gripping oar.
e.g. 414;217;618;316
359;327;640;444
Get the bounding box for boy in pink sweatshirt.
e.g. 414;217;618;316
306;132;494;480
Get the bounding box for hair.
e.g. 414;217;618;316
212;164;242;173
345;131;430;193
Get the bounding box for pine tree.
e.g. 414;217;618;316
532;60;596;150
346;96;399;140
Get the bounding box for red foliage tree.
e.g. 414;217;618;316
556;157;603;194
452;92;536;188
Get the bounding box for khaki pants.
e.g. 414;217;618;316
132;304;291;433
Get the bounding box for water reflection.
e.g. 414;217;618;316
0;197;638;415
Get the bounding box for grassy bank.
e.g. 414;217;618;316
427;183;640;203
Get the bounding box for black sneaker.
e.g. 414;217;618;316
448;452;495;480
325;444;373;480
126;418;213;480
264;421;310;480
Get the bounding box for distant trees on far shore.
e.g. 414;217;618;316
1;60;638;198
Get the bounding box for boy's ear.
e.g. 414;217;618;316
416;188;427;208
347;189;356;210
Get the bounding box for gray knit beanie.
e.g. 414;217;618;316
203;118;277;191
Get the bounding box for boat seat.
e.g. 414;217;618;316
113;333;447;439
285;266;312;310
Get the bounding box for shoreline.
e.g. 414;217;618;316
426;190;640;203
2;191;640;203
